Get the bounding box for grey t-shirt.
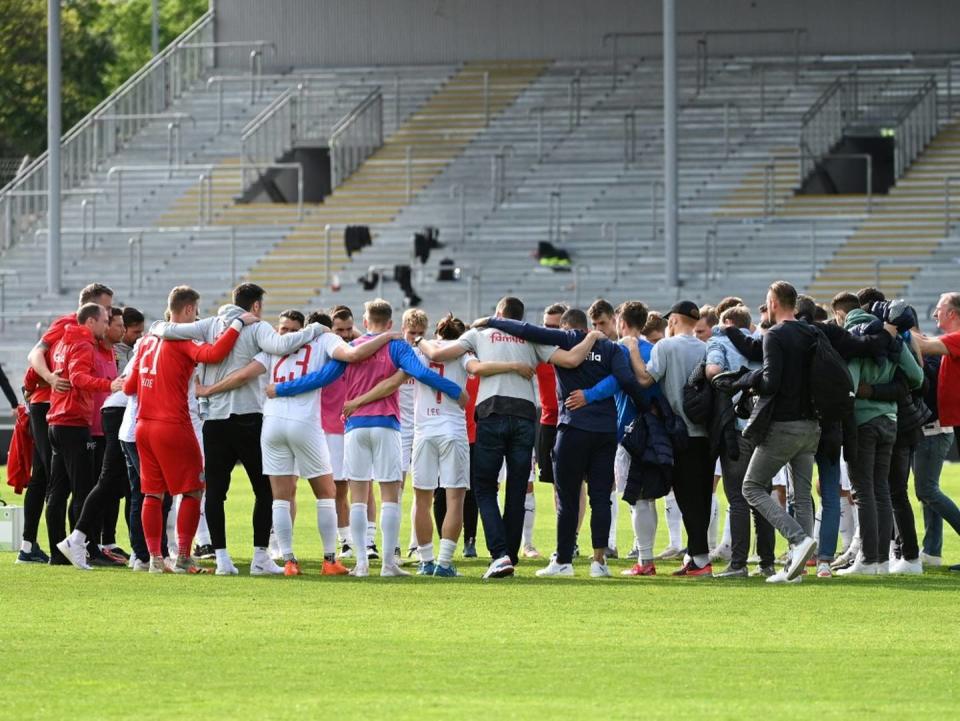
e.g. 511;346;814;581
647;333;707;437
458;327;557;421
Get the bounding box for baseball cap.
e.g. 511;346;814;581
665;300;700;321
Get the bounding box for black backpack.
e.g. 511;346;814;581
809;328;854;422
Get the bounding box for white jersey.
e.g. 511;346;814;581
259;334;346;423
399;364;416;434
414;341;471;438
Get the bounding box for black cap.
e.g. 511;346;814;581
665;300;700;321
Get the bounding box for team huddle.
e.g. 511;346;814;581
11;278;960;582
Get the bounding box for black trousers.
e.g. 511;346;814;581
202;413;273;549
889;439;919;561
23;402;52;545
75;409;128;545
553;425;617;564
47;424;95;561
719;432;776;568
671;436;716;559
535;421;557;484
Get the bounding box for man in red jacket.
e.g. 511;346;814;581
49;303;123;567
123;286;252;574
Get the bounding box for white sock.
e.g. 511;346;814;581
409;497;419;549
366;521;376;547
20;540;32;553
316;499;338;559
195;493;212;546
338;526;351;545
633;500;658;563
721;506;732;547
167;494;181;556
418;541;435;563
693;553;710;568
707;493;719;552
522;491;536;547
350;504;369;565
215;548;233;568
664;491;683;549
608;491;619;549
813;509;822;543
438;538;456;568
380;501;401;567
68;528;86;545
271;500;294;559
628;504;639;551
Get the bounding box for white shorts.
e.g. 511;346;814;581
327;432;344;480
401;430;414;474
412;434;470;490
344;426;402;482
614;445;630;495
261;416;332;479
840;459;852;492
714;458;723;477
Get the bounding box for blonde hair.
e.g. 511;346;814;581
364;298;393;324
401;308;428;331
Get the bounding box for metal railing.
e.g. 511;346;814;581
602;27;807;91
330;88;384;189
0;12;214;252
943;176;960;235
800;73;938;182
106;163;304;223
0;270;19;331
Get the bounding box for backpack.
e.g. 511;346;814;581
682;361;713;426
809;327;854;422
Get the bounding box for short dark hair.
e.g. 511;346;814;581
109;307;124;320
279;309;305;328
168;285;200;314
619;301;649;331
560;308;589;330
715;296;745;316
544;302;568;317
815;304;830;322
831;292;860;314
436;313;466;340
308;311;333;327
857;287;885;308
496;296;525;321
121;307;144;326
768;281;797;310
79;283;113;306
795;294;817;323
233;283;265;311
77;302;105;324
587;298;615;320
330;305;353;322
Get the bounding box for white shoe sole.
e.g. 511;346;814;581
250;565;284;576
380;565;411;577
215;566;239;576
350;565;369;577
483;563;515;579
536;567;574;577
56;540;91;570
786;538;817;581
590;570;612;578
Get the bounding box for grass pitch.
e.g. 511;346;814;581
2;464;960;720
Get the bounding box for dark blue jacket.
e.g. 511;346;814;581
485;318;649;433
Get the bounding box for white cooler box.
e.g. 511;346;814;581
0;504;23;551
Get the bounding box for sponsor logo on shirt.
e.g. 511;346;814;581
489;332;526;344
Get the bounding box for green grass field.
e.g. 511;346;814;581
2;463;960;720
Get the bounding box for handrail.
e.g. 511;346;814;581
943;176;960;235
0;11;215;252
602;27;807;89
329;89;384;189
330;87;382;138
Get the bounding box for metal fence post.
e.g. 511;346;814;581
611;221;619;284
115;170;123;225
80;199;89;253
324;224;332;284
483;71;490;126
405;145;413;203
394;75;400;130
198;173;207;225
230;226;236;282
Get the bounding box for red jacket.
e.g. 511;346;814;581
47;324;112;427
27;313;77;405
6;405;33;494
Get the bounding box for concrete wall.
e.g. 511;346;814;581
213;0;960;69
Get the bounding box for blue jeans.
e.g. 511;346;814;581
122;441;170;562
913;432;959;557
816;450;841;561
473;415;536;565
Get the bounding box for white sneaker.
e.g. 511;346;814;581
215;562;239;576
536;560;574;577
766;569;801;584
589;561;612;578
816;562;832;578
380;563;411;577
349;563;369;577
56;538;91;571
268;531;282;562
889;557;923;575
127;555;136;569
921;552;942;567
836;556;878;576
876;560;890;575
654;545;684;560
709;542;732;563
832;538;861;569
522;545;542;559
339;545;355;560
132;558;150;572
786;537;817;581
250;557;284;576
148;556;167;574
482;556;515;579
